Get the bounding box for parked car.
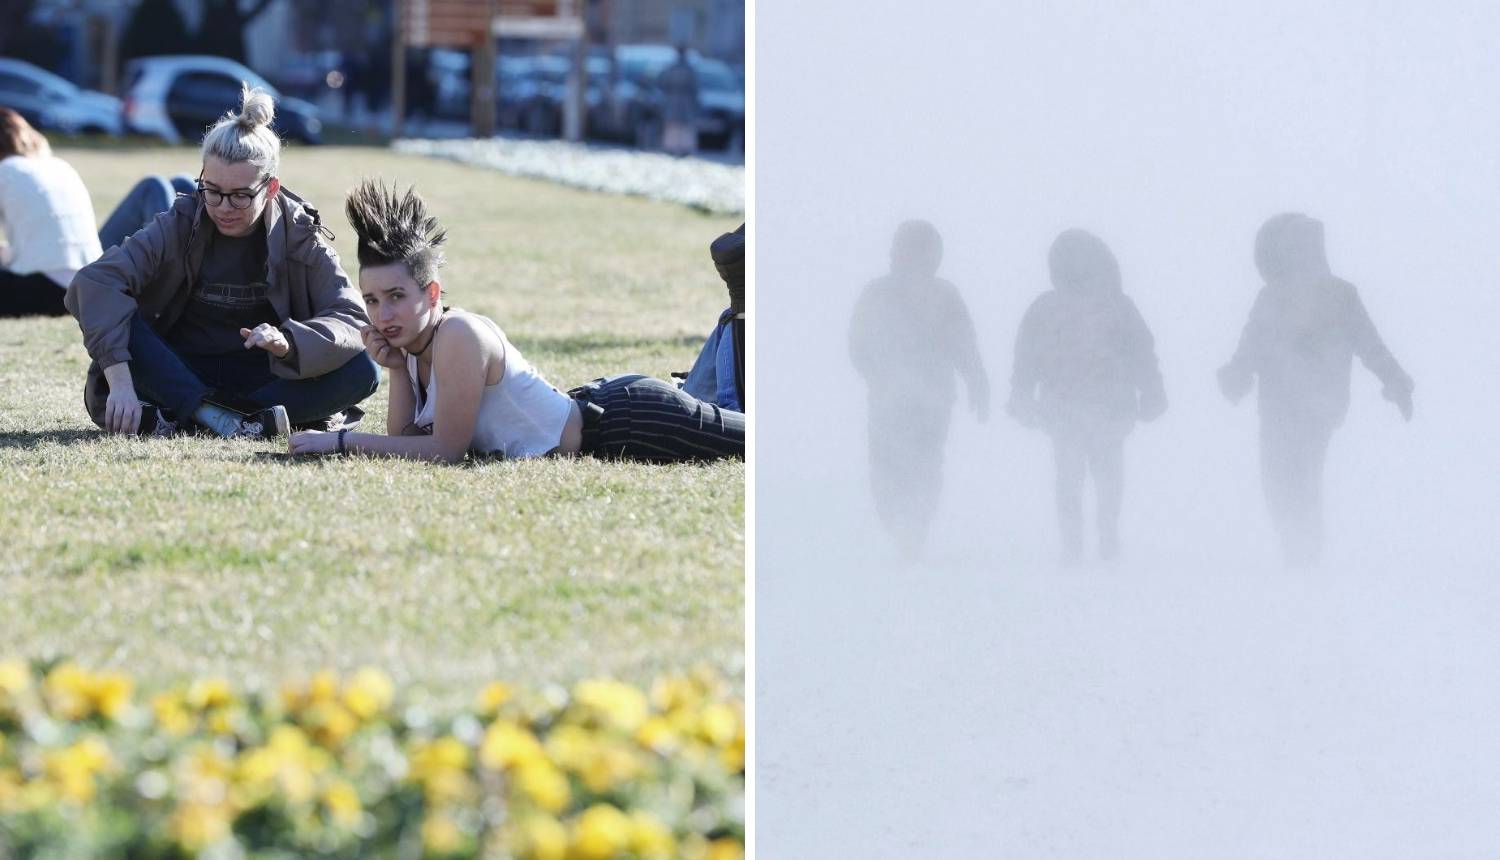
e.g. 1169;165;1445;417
122;55;322;145
0;58;122;136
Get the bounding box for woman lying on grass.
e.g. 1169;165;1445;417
287;180;745;463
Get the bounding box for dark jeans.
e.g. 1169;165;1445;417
0;270;67;317
124;313;378;424
572;374;744;463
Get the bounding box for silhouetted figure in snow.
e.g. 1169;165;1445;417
849;221;989;561
1008;230;1166;564
1218;213;1413;566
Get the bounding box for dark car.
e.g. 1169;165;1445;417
123;56;322;145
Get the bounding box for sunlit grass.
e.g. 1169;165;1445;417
0;147;743;700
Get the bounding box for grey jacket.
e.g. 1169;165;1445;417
65;188;369;425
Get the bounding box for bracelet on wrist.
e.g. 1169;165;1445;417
337;428;349;456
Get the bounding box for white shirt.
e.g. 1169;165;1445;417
408;314;575;459
0;154;101;287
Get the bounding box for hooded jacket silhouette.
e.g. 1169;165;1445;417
1220;213;1413;425
1219;213;1413;565
848;220;989;559
1007;229;1165;563
1010;229;1165;436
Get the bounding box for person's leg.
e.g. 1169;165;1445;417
1289;425;1333;565
867;404;947;562
1261;416;1330;566
0;271;68;317
1090;433;1126;560
97;176;176;251
1052;432;1087;564
581;375;744;461
121;313;213;418
243;352;380;425
169;174;196;196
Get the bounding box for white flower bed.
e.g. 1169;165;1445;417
393;137;745;215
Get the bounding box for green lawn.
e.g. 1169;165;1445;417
0;147;744;702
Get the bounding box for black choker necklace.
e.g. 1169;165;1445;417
407;319;442;357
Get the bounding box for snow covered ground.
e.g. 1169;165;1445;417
756;2;1500;856
392;137;745;215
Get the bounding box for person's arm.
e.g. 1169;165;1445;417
1007;296;1046;426
65;204;177;374
1123;297;1166;421
1346;284;1414;420
357;324;418;435
943;283;990;421
1217;289;1267;403
290;317;498;462
270;242;369;380
101;361;142;434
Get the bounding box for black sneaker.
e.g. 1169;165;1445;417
135;403;178;438
234;404;290;439
293;407;364;433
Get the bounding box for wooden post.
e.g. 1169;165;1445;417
98;13;119;96
564;31;584;141
470;0;496;137
391;0;407;138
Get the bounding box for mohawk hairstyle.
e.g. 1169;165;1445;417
343;179;448;287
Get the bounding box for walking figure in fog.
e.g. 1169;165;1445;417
1218;213;1413;566
1008;229;1165;564
849;220;989;562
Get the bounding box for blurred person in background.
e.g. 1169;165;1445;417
850;220;990;562
1218;212;1413;566
0;107;101;317
1008;229;1167;565
658;45;699;156
0;108;202;320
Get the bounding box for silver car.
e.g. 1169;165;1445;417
0;58;123;136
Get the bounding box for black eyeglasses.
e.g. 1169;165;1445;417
195;176;269;210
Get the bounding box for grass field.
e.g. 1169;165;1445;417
0;146;744;702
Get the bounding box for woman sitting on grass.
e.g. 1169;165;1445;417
287;180;745;463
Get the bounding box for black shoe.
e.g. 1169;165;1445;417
236;404;291;439
135;403;178;438
294;407;364;433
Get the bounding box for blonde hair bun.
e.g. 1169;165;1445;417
201;83;282;179
237;85;275;131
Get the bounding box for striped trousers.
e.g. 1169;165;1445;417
570;375;745;463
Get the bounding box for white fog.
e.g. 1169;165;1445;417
756;2;1500;856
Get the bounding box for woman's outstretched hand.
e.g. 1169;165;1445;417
289;429;338;456
361;325;406;369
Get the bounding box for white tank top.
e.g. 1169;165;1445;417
407;314;574;458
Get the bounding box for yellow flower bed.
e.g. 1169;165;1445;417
0;660;744;859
